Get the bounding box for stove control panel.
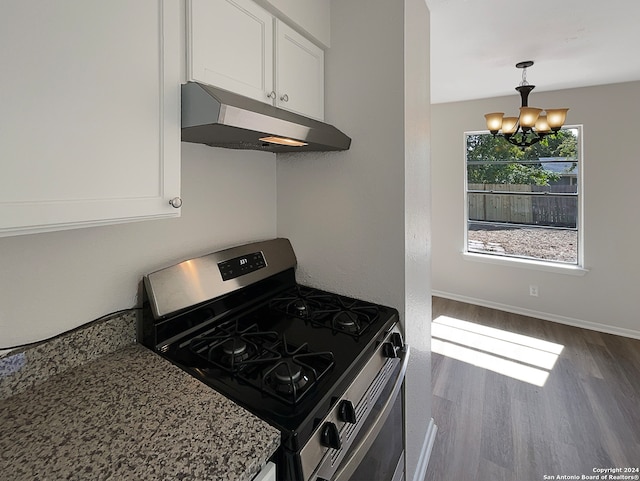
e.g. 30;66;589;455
218;251;267;281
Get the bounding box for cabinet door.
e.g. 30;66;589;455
275;21;324;120
0;0;181;237
188;0;274;104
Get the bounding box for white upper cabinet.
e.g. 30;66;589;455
275;20;324;120
0;0;181;237
187;0;274;104
187;0;324;120
254;0;331;48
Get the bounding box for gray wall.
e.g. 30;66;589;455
432;80;640;338
277;0;433;479
1;143;276;347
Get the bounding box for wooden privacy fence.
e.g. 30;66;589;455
468;184;577;228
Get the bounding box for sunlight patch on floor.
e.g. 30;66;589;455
432;315;565;387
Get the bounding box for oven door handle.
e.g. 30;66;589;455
331;344;410;481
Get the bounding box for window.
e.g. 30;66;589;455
465;127;582;266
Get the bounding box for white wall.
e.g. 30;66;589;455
277;1;433;479
277;0;405;307
404;0;434;477
432;81;640;338
0;143;276;348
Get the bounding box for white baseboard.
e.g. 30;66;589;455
412;418;437;481
432;290;640;340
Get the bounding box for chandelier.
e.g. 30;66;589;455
484;61;569;149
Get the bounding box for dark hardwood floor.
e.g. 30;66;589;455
425;297;640;481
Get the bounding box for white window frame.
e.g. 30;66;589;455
462;125;588;276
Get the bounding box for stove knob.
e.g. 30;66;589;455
390;332;404;349
320;422;341;450
338;400;357;424
382;342;399;358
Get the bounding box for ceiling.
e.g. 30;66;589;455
427;0;640;104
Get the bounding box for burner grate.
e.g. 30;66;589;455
307;299;380;338
269;286;337;318
189;320;279;372
259;340;335;405
270;287;382;338
189;318;335;405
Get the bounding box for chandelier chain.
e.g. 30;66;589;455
521;66;529;87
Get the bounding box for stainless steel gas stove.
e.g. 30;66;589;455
139;238;408;481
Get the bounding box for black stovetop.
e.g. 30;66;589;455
143;272;398;451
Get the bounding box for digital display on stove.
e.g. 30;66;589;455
218;251;266;281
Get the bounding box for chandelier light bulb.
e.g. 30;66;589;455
519;107;542;129
484;112;504;133
535;114;551;133
546;108;569;130
501;117;519;135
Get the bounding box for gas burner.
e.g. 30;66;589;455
333;311;360;333
309;298;380;337
272;361;309;394
258;340;335;405
220;339;250;366
269;286;336;319
292;299;309;315
222;339;247;356
189;320;278;372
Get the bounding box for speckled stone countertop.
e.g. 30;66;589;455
0;313;280;481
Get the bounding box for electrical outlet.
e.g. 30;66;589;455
529;285;539;297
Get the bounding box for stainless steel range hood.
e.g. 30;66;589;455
181;82;351;153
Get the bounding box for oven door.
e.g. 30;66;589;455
314;345;409;481
335;388;405;481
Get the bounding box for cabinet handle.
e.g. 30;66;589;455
169;197;182;208
267;91;276;99
280;93;289;102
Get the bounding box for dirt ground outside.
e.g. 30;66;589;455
467;225;578;264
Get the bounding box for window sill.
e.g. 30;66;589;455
462;252;589;276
